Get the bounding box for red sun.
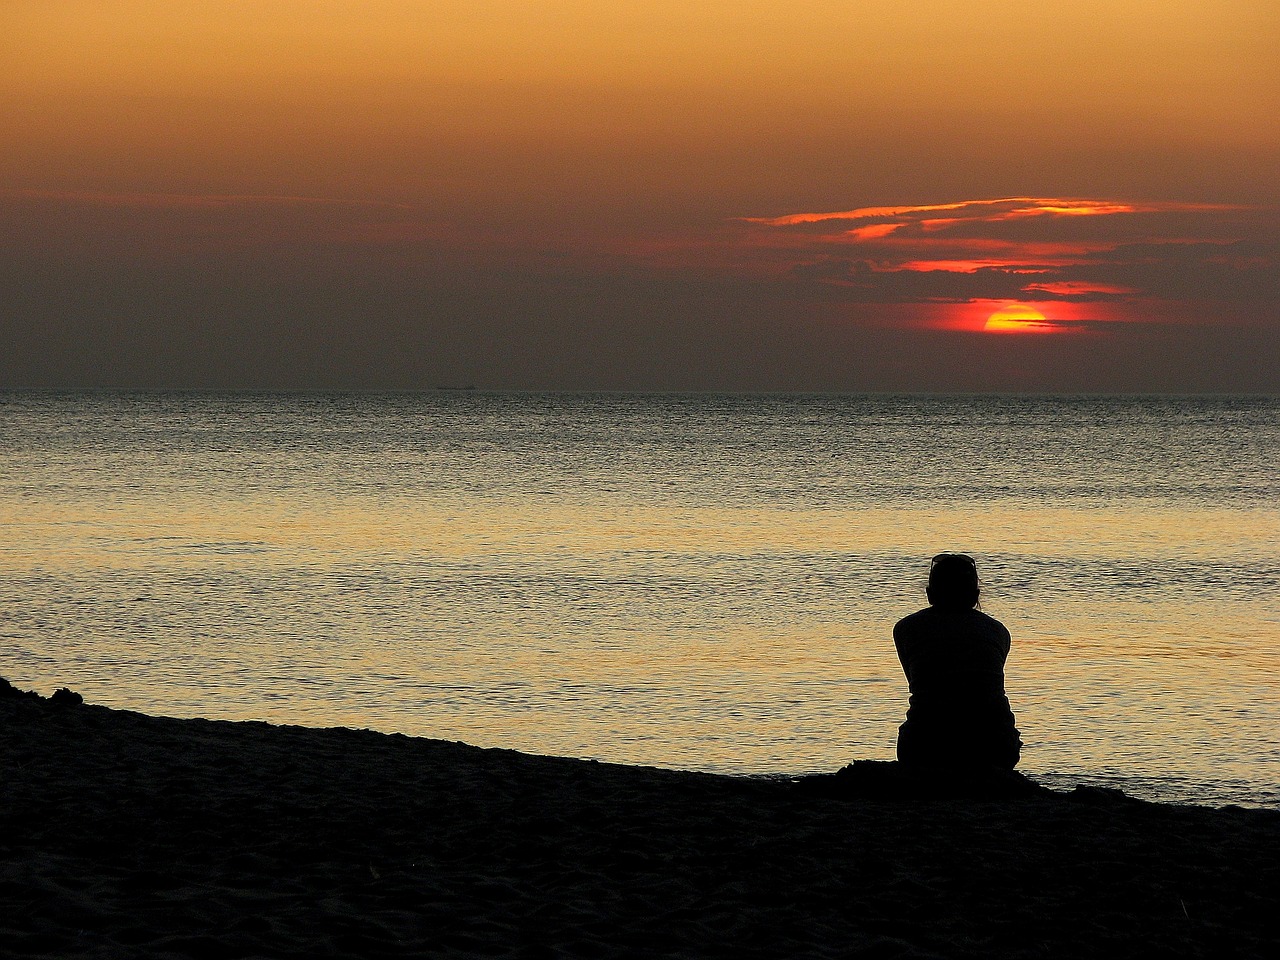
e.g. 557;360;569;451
983;304;1054;333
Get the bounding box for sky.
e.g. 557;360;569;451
2;1;1277;391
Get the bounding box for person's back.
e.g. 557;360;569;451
893;555;1021;770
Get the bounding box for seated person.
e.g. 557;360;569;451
894;553;1022;770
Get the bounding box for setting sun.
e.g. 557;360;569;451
984;304;1053;333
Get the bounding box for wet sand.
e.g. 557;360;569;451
3;681;1277;958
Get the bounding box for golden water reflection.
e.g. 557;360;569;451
4;490;1278;806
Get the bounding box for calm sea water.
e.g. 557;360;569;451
2;392;1277;808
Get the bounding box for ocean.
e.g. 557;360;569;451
2;392;1276;808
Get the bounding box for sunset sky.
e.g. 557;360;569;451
3;1;1277;391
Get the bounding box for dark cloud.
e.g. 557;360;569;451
1077;241;1280;303
787;259;1136;304
749;198;1280;309
0;191;1276;391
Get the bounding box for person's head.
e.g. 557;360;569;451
926;553;980;610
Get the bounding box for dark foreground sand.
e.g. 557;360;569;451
3;682;1277;959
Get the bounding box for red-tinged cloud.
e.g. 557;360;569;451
1022;280;1134;297
846;223;903;241
733;196;1277;333
742;197;1242;230
743;199;997;227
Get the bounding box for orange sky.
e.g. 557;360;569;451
2;2;1277;389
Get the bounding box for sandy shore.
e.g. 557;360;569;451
3;681;1277;958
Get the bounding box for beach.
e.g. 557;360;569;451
3;681;1277;958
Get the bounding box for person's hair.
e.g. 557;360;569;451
926;553;980;609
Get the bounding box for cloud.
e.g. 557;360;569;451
733;196;1276;316
0;188;454;263
741;197;1152;228
0;188;413;211
1;185;1274;390
1022;281;1134;297
995;317;1138;333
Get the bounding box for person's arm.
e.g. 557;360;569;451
995;619;1011;659
892;619;914;685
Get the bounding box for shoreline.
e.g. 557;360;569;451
4;682;1279;958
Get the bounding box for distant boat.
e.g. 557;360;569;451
434;384;477;391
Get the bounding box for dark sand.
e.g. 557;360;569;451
3;682;1277;958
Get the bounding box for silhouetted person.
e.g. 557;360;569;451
894;554;1022;770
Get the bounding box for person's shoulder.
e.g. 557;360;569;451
893;608;935;637
895;607;934;627
972;609;1011;639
